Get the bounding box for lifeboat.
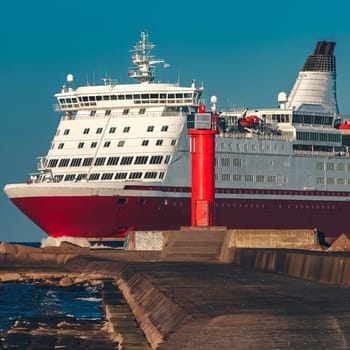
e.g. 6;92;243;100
335;119;350;136
238;115;259;129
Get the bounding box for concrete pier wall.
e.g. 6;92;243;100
115;265;189;349
232;248;350;287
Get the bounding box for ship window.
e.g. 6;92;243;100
139;108;146;114
105;110;111;116
101;173;113;180
164;155;171;164
326;163;335;171
159;172;165;179
267;175;276;183
90;110;96;117
115;173;127;180
64;174;75;181
126;94;132;100
120;156;133;165
104;141;111;148
222;174;230;181
111;95;117;100
96;128;103;134
82;158;93;166
147;126;154;132
123;109;129;115
76;174;87;181
64;129;70;135
317;177;325;185
245;175;254;182
118;95;125;100
327;177;335;185
107;157;119;165
89;96;96;101
221;158;230;167
83;128;90;134
156;140;163;146
103;95;110;101
129;172;142;179
58;158;70;167
82;96;88;102
232;174;242;181
58;143;64;149
256;175;265;183
171;139;176;146
150;155;163;164
145;172;157;179
135;156;148;164
232;158;242;168
109;127;116;133
54;175;64;182
48;159;59;167
94;157;106;166
118;140;125;147
116;197;127;204
91;142;97;148
71;158;82;167
137;198;147;205
337;163;345;171
123;126;130;133
89;173;100;180
78;142;84;148
161;125;168;132
142;140;149;146
337;178;345;185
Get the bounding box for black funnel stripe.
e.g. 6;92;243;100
302;41;336;72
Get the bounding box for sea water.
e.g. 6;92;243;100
0;283;103;332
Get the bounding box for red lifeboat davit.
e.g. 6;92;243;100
238;115;259;129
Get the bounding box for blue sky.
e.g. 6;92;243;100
1;0;350;242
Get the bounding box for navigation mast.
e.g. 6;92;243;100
128;31;165;83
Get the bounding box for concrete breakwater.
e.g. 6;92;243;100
233;248;350;288
1;228;350;349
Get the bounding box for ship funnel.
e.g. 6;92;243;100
286;41;338;114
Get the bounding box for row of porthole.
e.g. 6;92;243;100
216;203;336;210
115;199;336;211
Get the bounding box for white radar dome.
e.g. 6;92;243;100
278;91;288;103
278;91;288;109
210;95;218;104
67;74;74;83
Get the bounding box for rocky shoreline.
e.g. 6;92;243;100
0;242;121;349
0;275;119;350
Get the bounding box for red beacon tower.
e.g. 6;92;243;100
187;96;218;227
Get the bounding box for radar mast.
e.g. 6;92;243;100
128;31;165;83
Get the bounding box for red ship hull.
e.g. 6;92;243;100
9;188;350;239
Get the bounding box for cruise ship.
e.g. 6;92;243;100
4;34;350;239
